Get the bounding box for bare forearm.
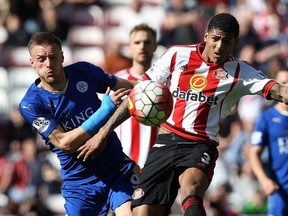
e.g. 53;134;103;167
249;147;279;195
101;98;130;133
269;83;288;104
49;126;90;154
76;98;131;161
249;149;267;182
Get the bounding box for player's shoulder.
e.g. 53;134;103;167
226;58;257;70
66;61;89;67
257;105;276;120
19;83;43;112
226;58;268;78
65;61;103;73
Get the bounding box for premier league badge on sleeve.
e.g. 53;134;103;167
32;117;50;133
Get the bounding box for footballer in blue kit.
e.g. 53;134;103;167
250;70;288;216
19;32;139;216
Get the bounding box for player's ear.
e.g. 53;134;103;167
204;32;208;42
61;51;64;63
29;58;34;67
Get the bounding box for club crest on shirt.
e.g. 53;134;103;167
76;81;88;93
214;69;229;80
190;74;207;91
132;188;145;200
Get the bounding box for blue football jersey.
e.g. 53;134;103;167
19;61;127;184
251;106;288;191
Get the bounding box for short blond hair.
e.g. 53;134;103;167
27;32;62;54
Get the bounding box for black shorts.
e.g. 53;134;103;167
131;133;219;209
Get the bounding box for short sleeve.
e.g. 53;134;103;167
251;113;268;147
19;99;58;141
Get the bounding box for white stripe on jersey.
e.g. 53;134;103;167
114;122;156;168
114;68;158;168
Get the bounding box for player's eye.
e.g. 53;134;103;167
37;57;46;62
212;36;220;42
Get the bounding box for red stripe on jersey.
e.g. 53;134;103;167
142;74;150;80
193;63;240;136
115;68;158;167
170;51;184;128
127;68;139;81
172;99;185;129
131;117;140;163
170;52;177;73
172;49;203;130
194;66;221;136
229;63;240;90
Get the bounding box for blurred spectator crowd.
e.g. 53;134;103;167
0;0;287;215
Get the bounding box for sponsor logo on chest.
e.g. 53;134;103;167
172;74;224;105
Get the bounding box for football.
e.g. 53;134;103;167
128;80;173;126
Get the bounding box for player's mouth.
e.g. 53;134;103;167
214;51;221;58
211;51;225;64
46;70;55;77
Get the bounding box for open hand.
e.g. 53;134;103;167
106;87;130;107
77;128;109;161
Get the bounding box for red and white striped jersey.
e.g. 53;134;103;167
114;68;158;168
144;43;276;145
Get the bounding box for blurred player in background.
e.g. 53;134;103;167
114;23;158;169
250;70;288;216
19;32;139;216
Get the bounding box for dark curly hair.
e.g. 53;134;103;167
207;13;240;38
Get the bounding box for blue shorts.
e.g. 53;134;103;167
62;161;139;216
268;188;288;216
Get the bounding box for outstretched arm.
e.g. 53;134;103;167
77;97;131;161
249;146;279;195
268;83;288;104
47;88;129;154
